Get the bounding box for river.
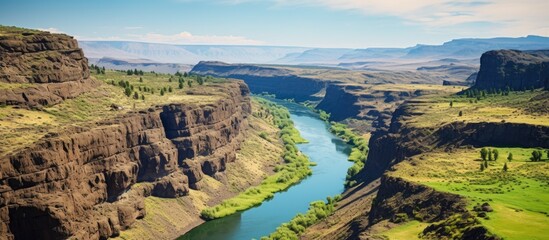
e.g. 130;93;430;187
179;100;352;240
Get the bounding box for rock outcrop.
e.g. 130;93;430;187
316;84;430;131
191;61;327;102
0;81;251;239
474;49;549;90
0;26;98;107
354;100;549;184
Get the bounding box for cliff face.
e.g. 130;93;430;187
316;84;440;130
0;81;251;239
356;100;549;184
190;61;326;102
0;27;98;107
332;99;549;239
368;176;466;225
474;49;549;90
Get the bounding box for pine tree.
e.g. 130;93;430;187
480;162;485;171
488;149;493;161
493;149;499;161
503;163;508;172
168;86;173;92
480;148;488;161
450;101;453;107
507;152;513;162
484;160;488;169
188;80;192;88
139;77;143;82
141;94;145;100
179;82;184;89
458;111;463;117
124;87;132;97
133;92;139;99
160;89;165;96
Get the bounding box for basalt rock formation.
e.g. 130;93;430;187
316;84;429;131
0;81;251;239
474;49;549;90
314;98;549;239
0;27;98;107
191;61;326;102
0;27;253;238
354;100;549;184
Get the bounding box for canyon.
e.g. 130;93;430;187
1;25;548;240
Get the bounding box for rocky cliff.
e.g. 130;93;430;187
474;49;549;90
0;80;251;239
355;100;549;184
310;96;549;239
191;61;327;102
316;84;458;132
0;26;98;107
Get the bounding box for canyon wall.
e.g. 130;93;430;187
191;61;326;102
315;84;429;130
0;27;98;107
0;81;251;239
474;49;549;90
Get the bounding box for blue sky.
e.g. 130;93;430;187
1;0;548;48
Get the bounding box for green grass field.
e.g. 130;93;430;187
406;90;549;128
391;147;549;240
381;220;430;240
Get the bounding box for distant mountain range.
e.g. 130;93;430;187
80;41;308;65
80;35;549;65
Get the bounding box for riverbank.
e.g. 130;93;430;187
179;98;353;240
200;98;313;220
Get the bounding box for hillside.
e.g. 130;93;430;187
0;27;291;240
300;51;549;240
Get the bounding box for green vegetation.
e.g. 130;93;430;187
380;220;430;240
391;147;549;240
0;25;41;36
200;97;312;220
405;90;549;128
318;109;330;122
262;195;341;240
329;122;369;187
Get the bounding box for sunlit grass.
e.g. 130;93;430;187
391;147;549;240
406;90;549;128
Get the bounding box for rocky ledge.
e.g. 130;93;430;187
0;81;251;239
0;26;98;107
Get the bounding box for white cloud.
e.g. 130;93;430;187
78;31;264;45
250;0;549;37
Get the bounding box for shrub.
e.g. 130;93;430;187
259;131;268;140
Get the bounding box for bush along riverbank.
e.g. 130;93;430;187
200;97;313;220
261;195;341;240
329;122;369;188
